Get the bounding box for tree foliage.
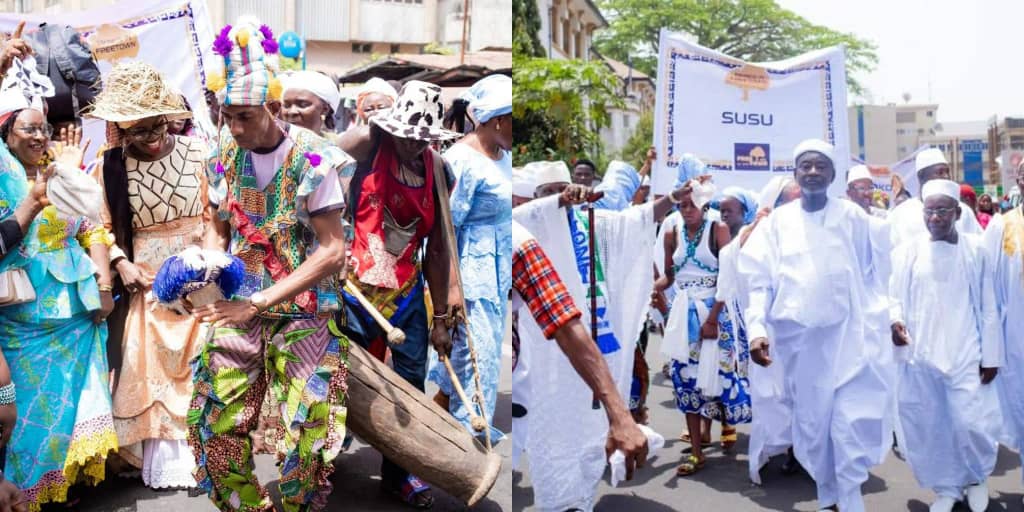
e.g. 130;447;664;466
617;110;653;169
594;0;878;97
513;0;545;58
513;57;625;165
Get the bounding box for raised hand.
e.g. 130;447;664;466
0;21;33;76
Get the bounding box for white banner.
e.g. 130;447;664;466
652;29;850;198
1000;150;1024;194
0;0;215;163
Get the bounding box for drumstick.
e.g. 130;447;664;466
442;355;488;433
344;281;406;345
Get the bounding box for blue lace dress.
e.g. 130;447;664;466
428;143;512;439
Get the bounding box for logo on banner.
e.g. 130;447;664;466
87;24;139;62
725;64;770;101
734;143;770;171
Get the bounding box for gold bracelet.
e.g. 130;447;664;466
98;284;113;292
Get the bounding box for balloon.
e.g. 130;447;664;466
278;31;303;59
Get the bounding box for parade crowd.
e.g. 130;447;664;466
511;136;1024;512
4;7;1024;512
0;14;516;512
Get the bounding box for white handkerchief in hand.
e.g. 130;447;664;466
608;424;665;487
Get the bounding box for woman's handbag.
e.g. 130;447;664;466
0;269;36;306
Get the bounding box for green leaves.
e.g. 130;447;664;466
513;58;625;165
513;0;545;58
618;111;654;168
593;0;878;98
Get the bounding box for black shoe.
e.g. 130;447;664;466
781;454;801;475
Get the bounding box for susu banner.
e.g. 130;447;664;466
0;0;216;164
652;29;850;198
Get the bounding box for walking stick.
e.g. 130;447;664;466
430;153;491;449
588;204;601;410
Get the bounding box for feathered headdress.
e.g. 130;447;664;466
206;16;282;106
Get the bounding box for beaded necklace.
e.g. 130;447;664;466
674;219;718;274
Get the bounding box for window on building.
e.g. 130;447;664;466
45;0;60;6
896;128;906;135
550;11;558;52
575;31;583;59
926;111;933;117
896;112;916;123
1011;135;1024;150
352;42;372;54
918;128;925;135
1008;118;1024;129
390;44;401;54
899;145;909;153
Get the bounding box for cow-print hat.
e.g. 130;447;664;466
372;80;461;141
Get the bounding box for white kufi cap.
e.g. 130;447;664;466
915;148;948;173
512;167;537;198
523;161;570;189
792;138;835;165
847;164;872;184
921;179;960;201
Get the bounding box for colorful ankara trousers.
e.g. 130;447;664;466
187;317;349;512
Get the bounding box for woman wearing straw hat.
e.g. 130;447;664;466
84;61;207;491
338;80;458;508
0;52;118;507
426;74;511;442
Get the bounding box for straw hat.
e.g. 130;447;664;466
85;61;191;126
372;80;460;141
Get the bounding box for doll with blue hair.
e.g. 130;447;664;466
151;246;245;315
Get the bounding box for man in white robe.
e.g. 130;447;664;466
739;139;892;512
890;148;981;247
982;163;1024;505
846;164;887;218
510;219;648;511
890;179;1003;512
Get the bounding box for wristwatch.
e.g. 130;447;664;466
250;292;269;312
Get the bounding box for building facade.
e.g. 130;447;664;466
535;0;606;61
919;120;990;186
4;0;511;75
599;55;654;157
848;103;939;164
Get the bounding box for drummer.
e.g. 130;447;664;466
337;80;457;508
187;18;355;511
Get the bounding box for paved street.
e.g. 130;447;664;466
77;351;513;512
513;333;1024;511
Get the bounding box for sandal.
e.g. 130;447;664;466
676;454;705;476
721;426;737;452
383;474;434;509
679;431;711;444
